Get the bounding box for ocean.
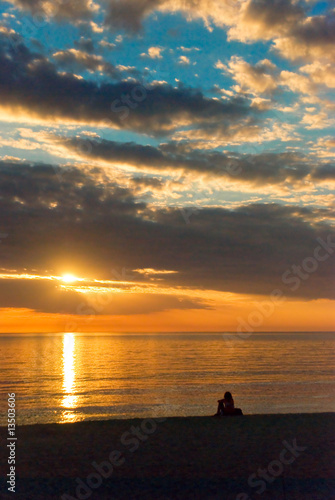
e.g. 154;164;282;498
0;332;334;425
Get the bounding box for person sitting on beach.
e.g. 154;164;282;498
214;391;235;416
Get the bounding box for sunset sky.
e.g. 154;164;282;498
0;0;334;332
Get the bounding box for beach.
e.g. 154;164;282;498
1;413;334;499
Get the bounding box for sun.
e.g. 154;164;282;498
62;273;78;283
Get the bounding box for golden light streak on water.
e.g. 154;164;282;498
61;333;78;422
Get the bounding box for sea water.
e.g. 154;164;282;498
0;332;334;425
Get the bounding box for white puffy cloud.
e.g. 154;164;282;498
300;111;335;130
280;70;316;95
141;47;164;59
217;56;278;95
178;55;190;66
300;62;335;89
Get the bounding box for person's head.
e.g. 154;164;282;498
224;391;233;401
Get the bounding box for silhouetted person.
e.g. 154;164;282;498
213;391;243;416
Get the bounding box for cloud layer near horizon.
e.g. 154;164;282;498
0;160;334;316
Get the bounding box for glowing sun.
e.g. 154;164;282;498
62;274;78;283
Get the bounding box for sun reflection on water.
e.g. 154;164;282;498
61;333;78;422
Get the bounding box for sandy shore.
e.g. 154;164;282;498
1;413;334;500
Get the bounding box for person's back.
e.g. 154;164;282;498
222;391;234;414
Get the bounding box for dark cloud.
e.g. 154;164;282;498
5;0;95;22
241;0;304;34
0;280;87;314
291;11;335;46
1;160;334;308
0;279;207;315
312;163;335;181
274;11;335;62
0;34;252;136
56;135;335;186
73;37;96;54
104;0;163;32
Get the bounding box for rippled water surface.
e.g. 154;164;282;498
0;332;334;424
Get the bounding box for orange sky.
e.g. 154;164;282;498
1;296;334;333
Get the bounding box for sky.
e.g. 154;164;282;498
0;0;334;333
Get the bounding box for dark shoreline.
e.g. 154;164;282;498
1;413;334;499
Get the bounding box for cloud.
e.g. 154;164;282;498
300;110;335;130
141;47;164;59
0;25;16;36
280;69;316;95
172;118;299;148
5;0;98;22
101;0;335;88
273;12;335;63
218;56;333;101
313;137;335;156
227;0;304;42
0;160;334;304
103;0;307;46
41;135;335;187
311;162;335;181
1;0;333;323
250;97;273;111
300;61;335;89
53;48;121;78
104;0;162;32
104;0;237;33
217;56;279;96
74;37;95;54
147;46;164;59
99;39;117;50
179;46;200;52
178;55;190;66
6;0;332;75
0;35;251;136
131;176;166;191
0;278;208;315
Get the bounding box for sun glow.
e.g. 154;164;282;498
62;273;78;283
